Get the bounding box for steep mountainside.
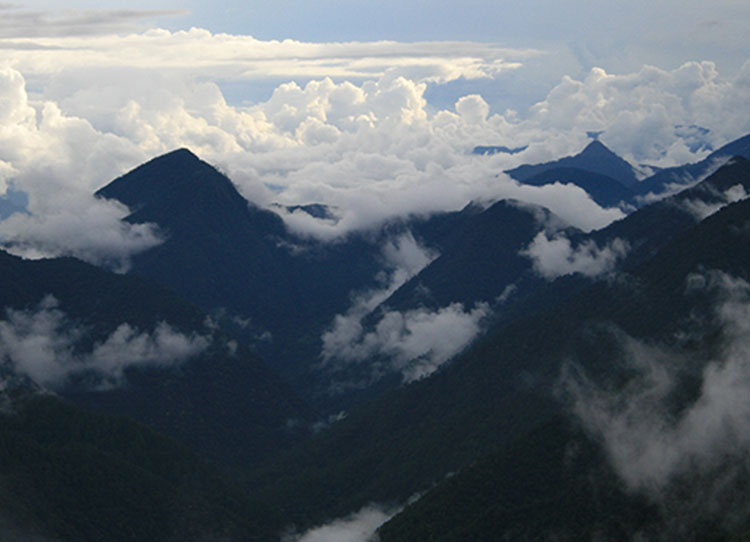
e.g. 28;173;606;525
379;187;750;540
634;133;750;197
0;393;276;542
381;200;560;313
245;162;750;537
0;249;312;467
95;149;393;391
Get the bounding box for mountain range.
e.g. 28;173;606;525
3;134;750;540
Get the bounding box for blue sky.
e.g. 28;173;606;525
10;0;749;70
5;0;748;112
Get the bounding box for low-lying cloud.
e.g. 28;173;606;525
564;271;750;514
522;232;630;279
680;183;749;220
0;196;163;271
321;231;489;382
0;295;211;390
320;231;436;362
283;503;399;542
323;302;490;383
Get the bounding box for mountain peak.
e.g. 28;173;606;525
95;148;286;239
96;148;228;208
506;139;638;189
580;139;612;156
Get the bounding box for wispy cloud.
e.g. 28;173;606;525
283;503;402;542
0;5;188;38
522;232;630;279
320;231;491;383
0;295;211;390
563;271;750;532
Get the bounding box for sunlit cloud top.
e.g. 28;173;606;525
0;2;748;264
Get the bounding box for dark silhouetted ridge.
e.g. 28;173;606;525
635;132;750;197
96;148;286;237
506;139;639;189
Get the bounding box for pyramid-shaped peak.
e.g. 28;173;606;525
579;139;621;159
95;148;236;208
505;138;638;189
157;147;201;162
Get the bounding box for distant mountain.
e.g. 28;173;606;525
381;200;560;313
0;248;312;468
635;133;750;197
506;140;640;189
587;156;750;268
472;145;528;155
95;149;391;395
518;167;634;207
0;186;28;219
356;159;750;358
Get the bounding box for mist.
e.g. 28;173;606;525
0;295;211;389
564;271;750;534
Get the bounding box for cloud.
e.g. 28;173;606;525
522;232;629;279
0;67;162;268
321;232;437;360
323;301;490;384
1;27;530;86
564;271;750;498
0;5;188;38
319;231;490;383
1;28;748;258
519;62;750;167
680;182;749;220
283;503;400;542
0;295;211;390
0;197;163;271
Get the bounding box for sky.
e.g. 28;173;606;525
0;1;749;263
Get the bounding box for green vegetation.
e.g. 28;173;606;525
0;394;276;541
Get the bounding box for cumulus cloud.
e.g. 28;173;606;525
565;271;750;495
1;25;748;257
283;503;400;542
0;67;162;268
522;232;629;279
521;62;750;167
0;295;210;390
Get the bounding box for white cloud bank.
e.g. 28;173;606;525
0;295;210;389
522;232;630;279
0;24;749;259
